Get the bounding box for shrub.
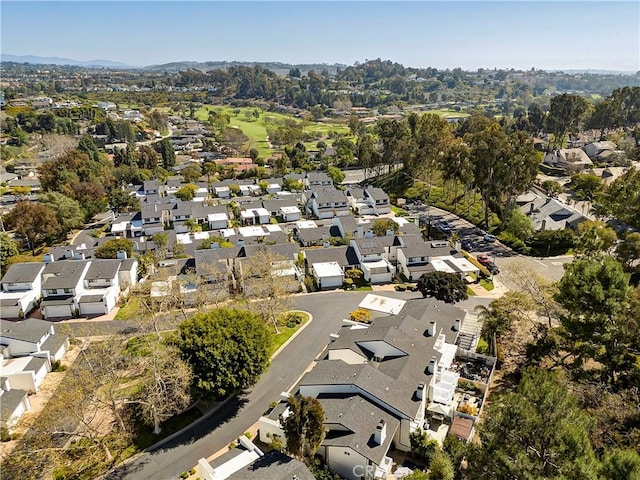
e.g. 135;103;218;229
497;231;530;253
349;308;372;323
476;337;490;355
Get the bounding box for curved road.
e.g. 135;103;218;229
102;290;490;479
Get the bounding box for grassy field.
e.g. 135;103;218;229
194;105;350;158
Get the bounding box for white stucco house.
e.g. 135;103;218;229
0;263;45;319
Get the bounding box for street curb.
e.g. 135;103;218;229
269;310;313;361
100;310;314;478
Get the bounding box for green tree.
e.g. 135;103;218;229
575;220;618;256
616;232;640;272
555;256;636;385
3;201;59;254
372;218;398;237
504;208;534;241
545;93;592;149
175;183;198;201
600;449;640;480
0;233;19;275
417;271;468;303
107;188;141;215
541;179;564;198
158;138;176;170
409;428;439;464
181;163;202;183
38;192;85;234
175;308;271;399
467;368;598;480
600;168;640;230
94;238;134;259
326;166;345;185
137;145;159;170
77;134;101;162
281;394;325;461
429;450;454;480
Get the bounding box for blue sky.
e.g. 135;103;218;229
2;1;639;71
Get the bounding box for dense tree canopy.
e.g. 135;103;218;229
94;238;134;259
467;368;599;480
3;201;59;254
175;308;271;399
417;271;468;303
38;192;85;234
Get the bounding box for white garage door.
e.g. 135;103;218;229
80;302;106;316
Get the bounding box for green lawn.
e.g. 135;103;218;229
269;311;310;356
114;297;141;320
133;407;203;451
479;279;495;291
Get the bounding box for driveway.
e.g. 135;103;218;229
102;290;489;479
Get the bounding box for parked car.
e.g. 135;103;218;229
484;234;497;243
477;254;490;264
486;262;500;275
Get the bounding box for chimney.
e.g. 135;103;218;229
541;219;547;231
357;225;363;238
428;357;437;374
323;241;330;249
427;320;436;337
210;242;219;250
43;253;54;263
116;250;128;260
454;318;461;332
416;382;425;400
374;419;386;445
529;203;534;215
329;333;340;342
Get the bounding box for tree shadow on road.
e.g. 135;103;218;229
103;394;249;480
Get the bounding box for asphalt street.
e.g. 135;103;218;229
101;290;489;479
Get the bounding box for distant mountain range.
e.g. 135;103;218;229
143;60;348;74
1;54;131;68
1;54;636;76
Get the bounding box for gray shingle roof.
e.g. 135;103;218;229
84;260;121;282
0;388;29;425
0;318;53;343
42;261;89;290
302;299;462;418
1;263;45;286
304;246;358;268
40;333;68;355
312;188;348;205
25;356;47;372
210;449;314;480
319;393;399;465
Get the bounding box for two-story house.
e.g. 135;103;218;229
396;237;479;282
78;260;121;316
364;187;391;215
305;171;334;189
40;261;91;319
349;237;394;283
0;263;45;319
259;298;465;480
308;188;350;220
240;207;270;225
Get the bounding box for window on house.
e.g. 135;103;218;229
64;288;73;294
